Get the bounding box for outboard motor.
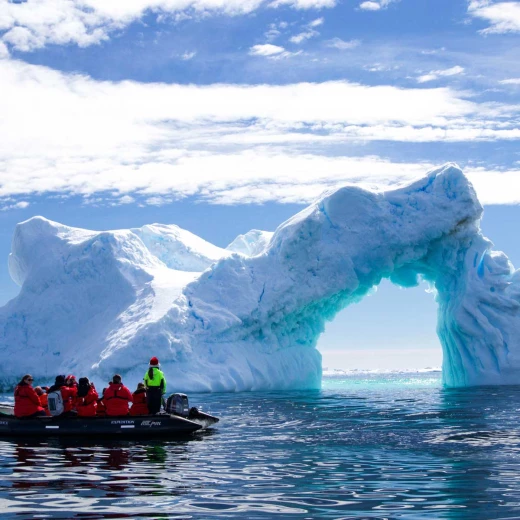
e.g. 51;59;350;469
165;393;189;417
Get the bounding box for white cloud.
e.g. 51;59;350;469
290;30;318;43
468;1;491;7
359;1;381;10
309;17;324;26
417;65;465;83
421;47;446;55
468;1;520;34
250;43;301;58
144;196;171;206
1;201;30;212
265;21;288;41
0;59;519;207
181;51;196;60
270;49;303;59
364;63;398;72
270;0;336;8
0;41;9;59
0;0;333;52
500;77;520;84
359;0;398;10
326;37;360;50
118;195;135;204
289;17;323;43
465;166;520;204
249;43;285;55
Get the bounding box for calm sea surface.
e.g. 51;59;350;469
1;372;520;519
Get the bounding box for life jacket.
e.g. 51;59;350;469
130;388;149;415
144;367;167;393
68;383;79;410
104;382;133;416
76;386;99;417
39;393;51;416
47;384;77;415
96;398;107;416
14;383;44;418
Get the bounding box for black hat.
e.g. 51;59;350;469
55;374;66;385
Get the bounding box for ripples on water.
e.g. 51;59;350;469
1;372;520;519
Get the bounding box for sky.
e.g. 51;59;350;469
0;0;519;370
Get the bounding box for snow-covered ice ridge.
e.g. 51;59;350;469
1;163;520;390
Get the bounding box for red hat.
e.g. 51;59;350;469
66;374;76;381
149;356;159;366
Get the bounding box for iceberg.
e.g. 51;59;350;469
226;229;274;257
1;163;519;391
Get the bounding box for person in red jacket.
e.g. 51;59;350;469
103;375;133;416
34;386;50;416
48;375;78;416
66;375;78;410
130;382;149;416
14;375;46;418
96;386;108;416
76;377;99;417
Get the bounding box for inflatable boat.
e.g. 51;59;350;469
0;394;219;437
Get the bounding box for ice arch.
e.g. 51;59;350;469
1;163;520;390
163;163;520;388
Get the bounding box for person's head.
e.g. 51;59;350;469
137;382;145;390
149;356;160;367
77;377;91;397
20;374;34;385
112;374;122;384
66;374;77;387
34;386;44;396
55;374;66;387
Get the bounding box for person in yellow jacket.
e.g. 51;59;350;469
144;356;167;414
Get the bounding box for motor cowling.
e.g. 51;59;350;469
165;393;189;417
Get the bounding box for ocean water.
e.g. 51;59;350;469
1;371;520;519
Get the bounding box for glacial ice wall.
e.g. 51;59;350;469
1;163;519;390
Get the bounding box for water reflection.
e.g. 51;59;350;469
1;380;520;518
0;438;196;517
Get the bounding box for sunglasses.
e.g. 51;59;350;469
26;378;33;382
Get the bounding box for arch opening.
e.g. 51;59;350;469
318;279;440;373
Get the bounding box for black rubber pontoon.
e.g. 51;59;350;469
0;403;219;437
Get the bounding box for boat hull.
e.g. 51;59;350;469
0;400;219;437
0;412;203;437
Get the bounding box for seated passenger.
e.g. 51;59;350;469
66;374;78;409
96;386;108;416
130;382;149;416
103;375;133;416
76;377;99;417
47;375;78;417
34;386;50;416
14;375;46;418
